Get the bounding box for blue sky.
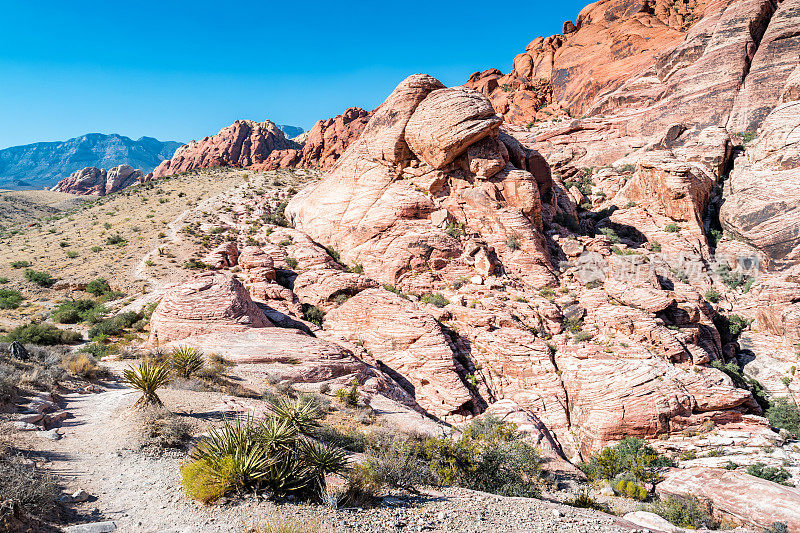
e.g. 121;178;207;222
0;0;589;149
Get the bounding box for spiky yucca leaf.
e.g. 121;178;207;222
258;416;298;451
124;360;171;407
300;438;348;475
269;396;321;435
171;345;204;378
192;417;275;488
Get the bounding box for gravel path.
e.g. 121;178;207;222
24;382;649;532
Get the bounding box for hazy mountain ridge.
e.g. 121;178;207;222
0;133;182;190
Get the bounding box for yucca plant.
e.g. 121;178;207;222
258;416;298;451
191;417;274;488
124;360;171;407
184;416;349;503
269;396;321;435
171;345;204;378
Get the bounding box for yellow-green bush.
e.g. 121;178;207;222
180;456;234;503
614;478;648;500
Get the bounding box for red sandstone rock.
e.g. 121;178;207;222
148;271;271;345
720;89;800;268
286;74;557;291
658;466;800;530
203;242;239;270
51;164;144;196
405;87;502;168
152;120;299;177
324;288;474;420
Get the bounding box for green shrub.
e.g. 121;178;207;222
567;492;609;512
643;495;716;529
420;416;543;497
106;234;126;245
2;323;81;345
171;346;204;378
350;440;432;493
506;234;520;250
420;293;449;308
579;437;674;483
335;379;360;407
181;456;233;503
0;277;8;284
86;277;111;296
716;264;753;292
88;311;141;339
613;478;648;500
746;462;792;485
704;289;721;303
302;304;324;327
10;260;30;269
665;223;680;233
285;257;298;269
52;299;106;324
766;398;800;437
713;313;750;342
183;258;211;270
24;269;55;287
598;227;621;243
0;289;23;310
445;223;463;239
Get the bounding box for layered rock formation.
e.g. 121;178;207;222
721;70;800;269
658;466;800;529
286;75;557;290
264;107;371;170
466;0;799;141
148;271;271;346
152;108;370;177
51;164;145;196
152;120;299;178
282;74;760;459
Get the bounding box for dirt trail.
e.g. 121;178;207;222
26;376;639;533
28;376;259;532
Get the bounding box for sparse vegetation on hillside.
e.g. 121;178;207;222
0;288;23;309
52;298;107;324
746;462;792;485
766;398;800;437
1;323;81;345
24;268;55;287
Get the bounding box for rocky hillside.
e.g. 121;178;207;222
2;1;799;531
153;109;370;176
0;133;180;190
51;164;145;196
465;0;799;134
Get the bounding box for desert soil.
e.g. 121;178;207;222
16;364;644;533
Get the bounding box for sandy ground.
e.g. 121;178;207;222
10;367;644;533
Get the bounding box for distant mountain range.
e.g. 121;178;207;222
0;133;182;190
0;126;305;190
277;125;304;139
